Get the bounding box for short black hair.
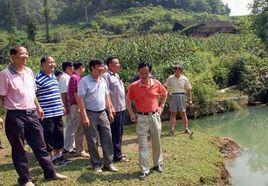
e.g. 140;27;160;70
62;61;73;72
106;57;118;66
138;62;152;72
89;58;103;72
73;62;84;70
10;45;24;56
54;69;62;77
40;55;50;66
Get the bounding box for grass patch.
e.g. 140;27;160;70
0;123;223;185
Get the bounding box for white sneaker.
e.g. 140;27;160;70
22;181;35;186
77;151;90;158
93;167;103;173
52;172;68;180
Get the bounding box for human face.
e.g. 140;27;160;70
174;68;182;77
101;65;108;74
66;66;74;76
91;64;104;77
108;58;120;74
42;56;56;74
79;66;85;75
139;66;150;81
12;47;29;66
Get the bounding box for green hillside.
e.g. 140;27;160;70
0;6;267;117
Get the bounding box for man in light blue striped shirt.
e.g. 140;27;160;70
36;55;70;166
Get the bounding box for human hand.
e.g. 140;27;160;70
37;107;44;121
157;106;164;116
188;100;193;106
130;113;137;123
0;117;3;129
82;116;90;127
109;113;114;124
63;106;69;115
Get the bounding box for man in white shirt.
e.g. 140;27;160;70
164;65;192;136
58;61;75;153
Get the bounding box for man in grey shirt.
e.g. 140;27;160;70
77;59;118;173
102;57;128;162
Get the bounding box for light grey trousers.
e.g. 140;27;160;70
136;113;163;173
63;109;75;151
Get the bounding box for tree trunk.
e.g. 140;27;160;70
44;0;50;42
85;5;88;24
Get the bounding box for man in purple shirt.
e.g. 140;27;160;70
0;46;67;186
68;62;89;157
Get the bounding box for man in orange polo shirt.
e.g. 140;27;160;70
126;62;167;180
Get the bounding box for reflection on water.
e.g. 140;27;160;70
190;106;268;186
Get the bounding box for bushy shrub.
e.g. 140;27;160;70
238;56;268;102
228;56;247;86
191;72;218;116
212;66;230;89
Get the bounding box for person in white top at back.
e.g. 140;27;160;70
164;65;193;136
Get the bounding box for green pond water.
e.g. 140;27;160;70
190;106;268;186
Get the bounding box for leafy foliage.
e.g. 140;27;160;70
0;6;268;115
251;0;268;46
0;0;231;31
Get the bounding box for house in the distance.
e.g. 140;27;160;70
173;20;239;37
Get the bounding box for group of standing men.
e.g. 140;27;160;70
0;45;192;184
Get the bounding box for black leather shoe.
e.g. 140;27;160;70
139;173;149;180
152;164;163;173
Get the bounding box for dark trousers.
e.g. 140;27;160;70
5;111;56;185
41;116;64;152
111;110;125;161
84;111;114;168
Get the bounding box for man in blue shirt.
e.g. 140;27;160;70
36;55;70;166
77;59;118;173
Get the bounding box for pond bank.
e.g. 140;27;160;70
215;137;242;185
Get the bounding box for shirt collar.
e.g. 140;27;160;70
173;74;181;79
109;70;119;76
88;74;100;82
8;64;26;75
40;70;55;78
138;78;155;87
73;71;79;76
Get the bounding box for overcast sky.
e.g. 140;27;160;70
221;0;254;16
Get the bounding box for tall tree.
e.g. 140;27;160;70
44;0;50;42
251;0;268;45
27;16;38;42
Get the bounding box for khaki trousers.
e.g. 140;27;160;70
63;105;75;151
136;113;163;173
70;105;85;152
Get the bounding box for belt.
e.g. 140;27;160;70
7;109;36;115
86;110;106;113
172;92;185;95
137;110;158;115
